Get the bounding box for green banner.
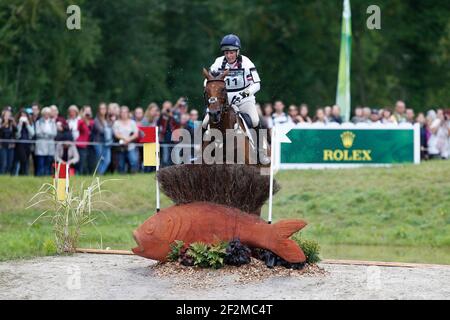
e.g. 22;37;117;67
336;0;352;122
281;128;416;164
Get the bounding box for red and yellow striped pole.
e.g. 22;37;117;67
53;162;69;201
140;126;160;212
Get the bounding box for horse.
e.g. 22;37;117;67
202;68;269;165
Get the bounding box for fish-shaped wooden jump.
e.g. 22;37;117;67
132;202;307;263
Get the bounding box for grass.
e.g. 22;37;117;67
0;160;449;263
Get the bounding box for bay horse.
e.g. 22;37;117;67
202;68;270;166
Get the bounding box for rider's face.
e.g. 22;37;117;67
224;50;238;64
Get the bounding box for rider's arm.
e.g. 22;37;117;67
246;81;260;96
243;57;261;96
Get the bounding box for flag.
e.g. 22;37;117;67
336;0;352;122
140;126;161;212
140;127;159;166
53;162;69;201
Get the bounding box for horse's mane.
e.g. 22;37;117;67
157;164;280;214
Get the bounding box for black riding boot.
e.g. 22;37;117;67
254;124;270;165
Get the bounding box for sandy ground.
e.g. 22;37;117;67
0;253;449;300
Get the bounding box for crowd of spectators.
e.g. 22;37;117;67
0;97;199;176
260;100;450;160
0;98;448;176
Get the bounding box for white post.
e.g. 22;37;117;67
156;126;160;212
413;123;421;164
65;162;69;195
268;126;276;224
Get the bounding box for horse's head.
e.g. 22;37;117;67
203;68;229;124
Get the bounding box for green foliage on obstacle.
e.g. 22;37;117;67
167;240;185;262
292;233;321;265
168;241;228;269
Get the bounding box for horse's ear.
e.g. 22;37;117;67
202;68;211;80
220;69;229;79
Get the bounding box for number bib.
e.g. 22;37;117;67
223;69;246;91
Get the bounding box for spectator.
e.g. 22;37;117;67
173;97;188;125
272;101;289;126
113;106;139;174
329;105;343;124
108;103;120;118
158;101;178;167
261;103;273;129
172;113;191;144
54;129;79;168
142;103;160;126
428;109;449;159
50;105;67;127
369;109;381;124
13;109;35;175
92;103;113;175
187;109;199;133
287;105;301;124
108;112;120;174
31;103;40;123
76;106;94;175
133;107;145;126
313;108;327;124
189;109;199;123
381;108;396;124
405;108;415;124
299;104;312;123
324;106;332;122
34;107;57;176
393;100;407;124
0;108;17;174
416;112;428;160
174;113;194;164
362;107;371;122
30;103;40;175
351;107;366;124
67;105;80;141
447;110;450;159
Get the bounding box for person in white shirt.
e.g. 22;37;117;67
203;34;261;130
272;100;289;126
204;34;269;162
428;109;449;159
67;105;80;141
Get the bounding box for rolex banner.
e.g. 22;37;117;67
276;124;420;169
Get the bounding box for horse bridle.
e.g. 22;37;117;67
204;79;228;125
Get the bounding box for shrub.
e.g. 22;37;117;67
206;241;228;269
187;242;210;268
167;240;184;262
291;233;321;264
224;239;252;266
43;239;57;256
28;175;117;254
168;240;227;268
